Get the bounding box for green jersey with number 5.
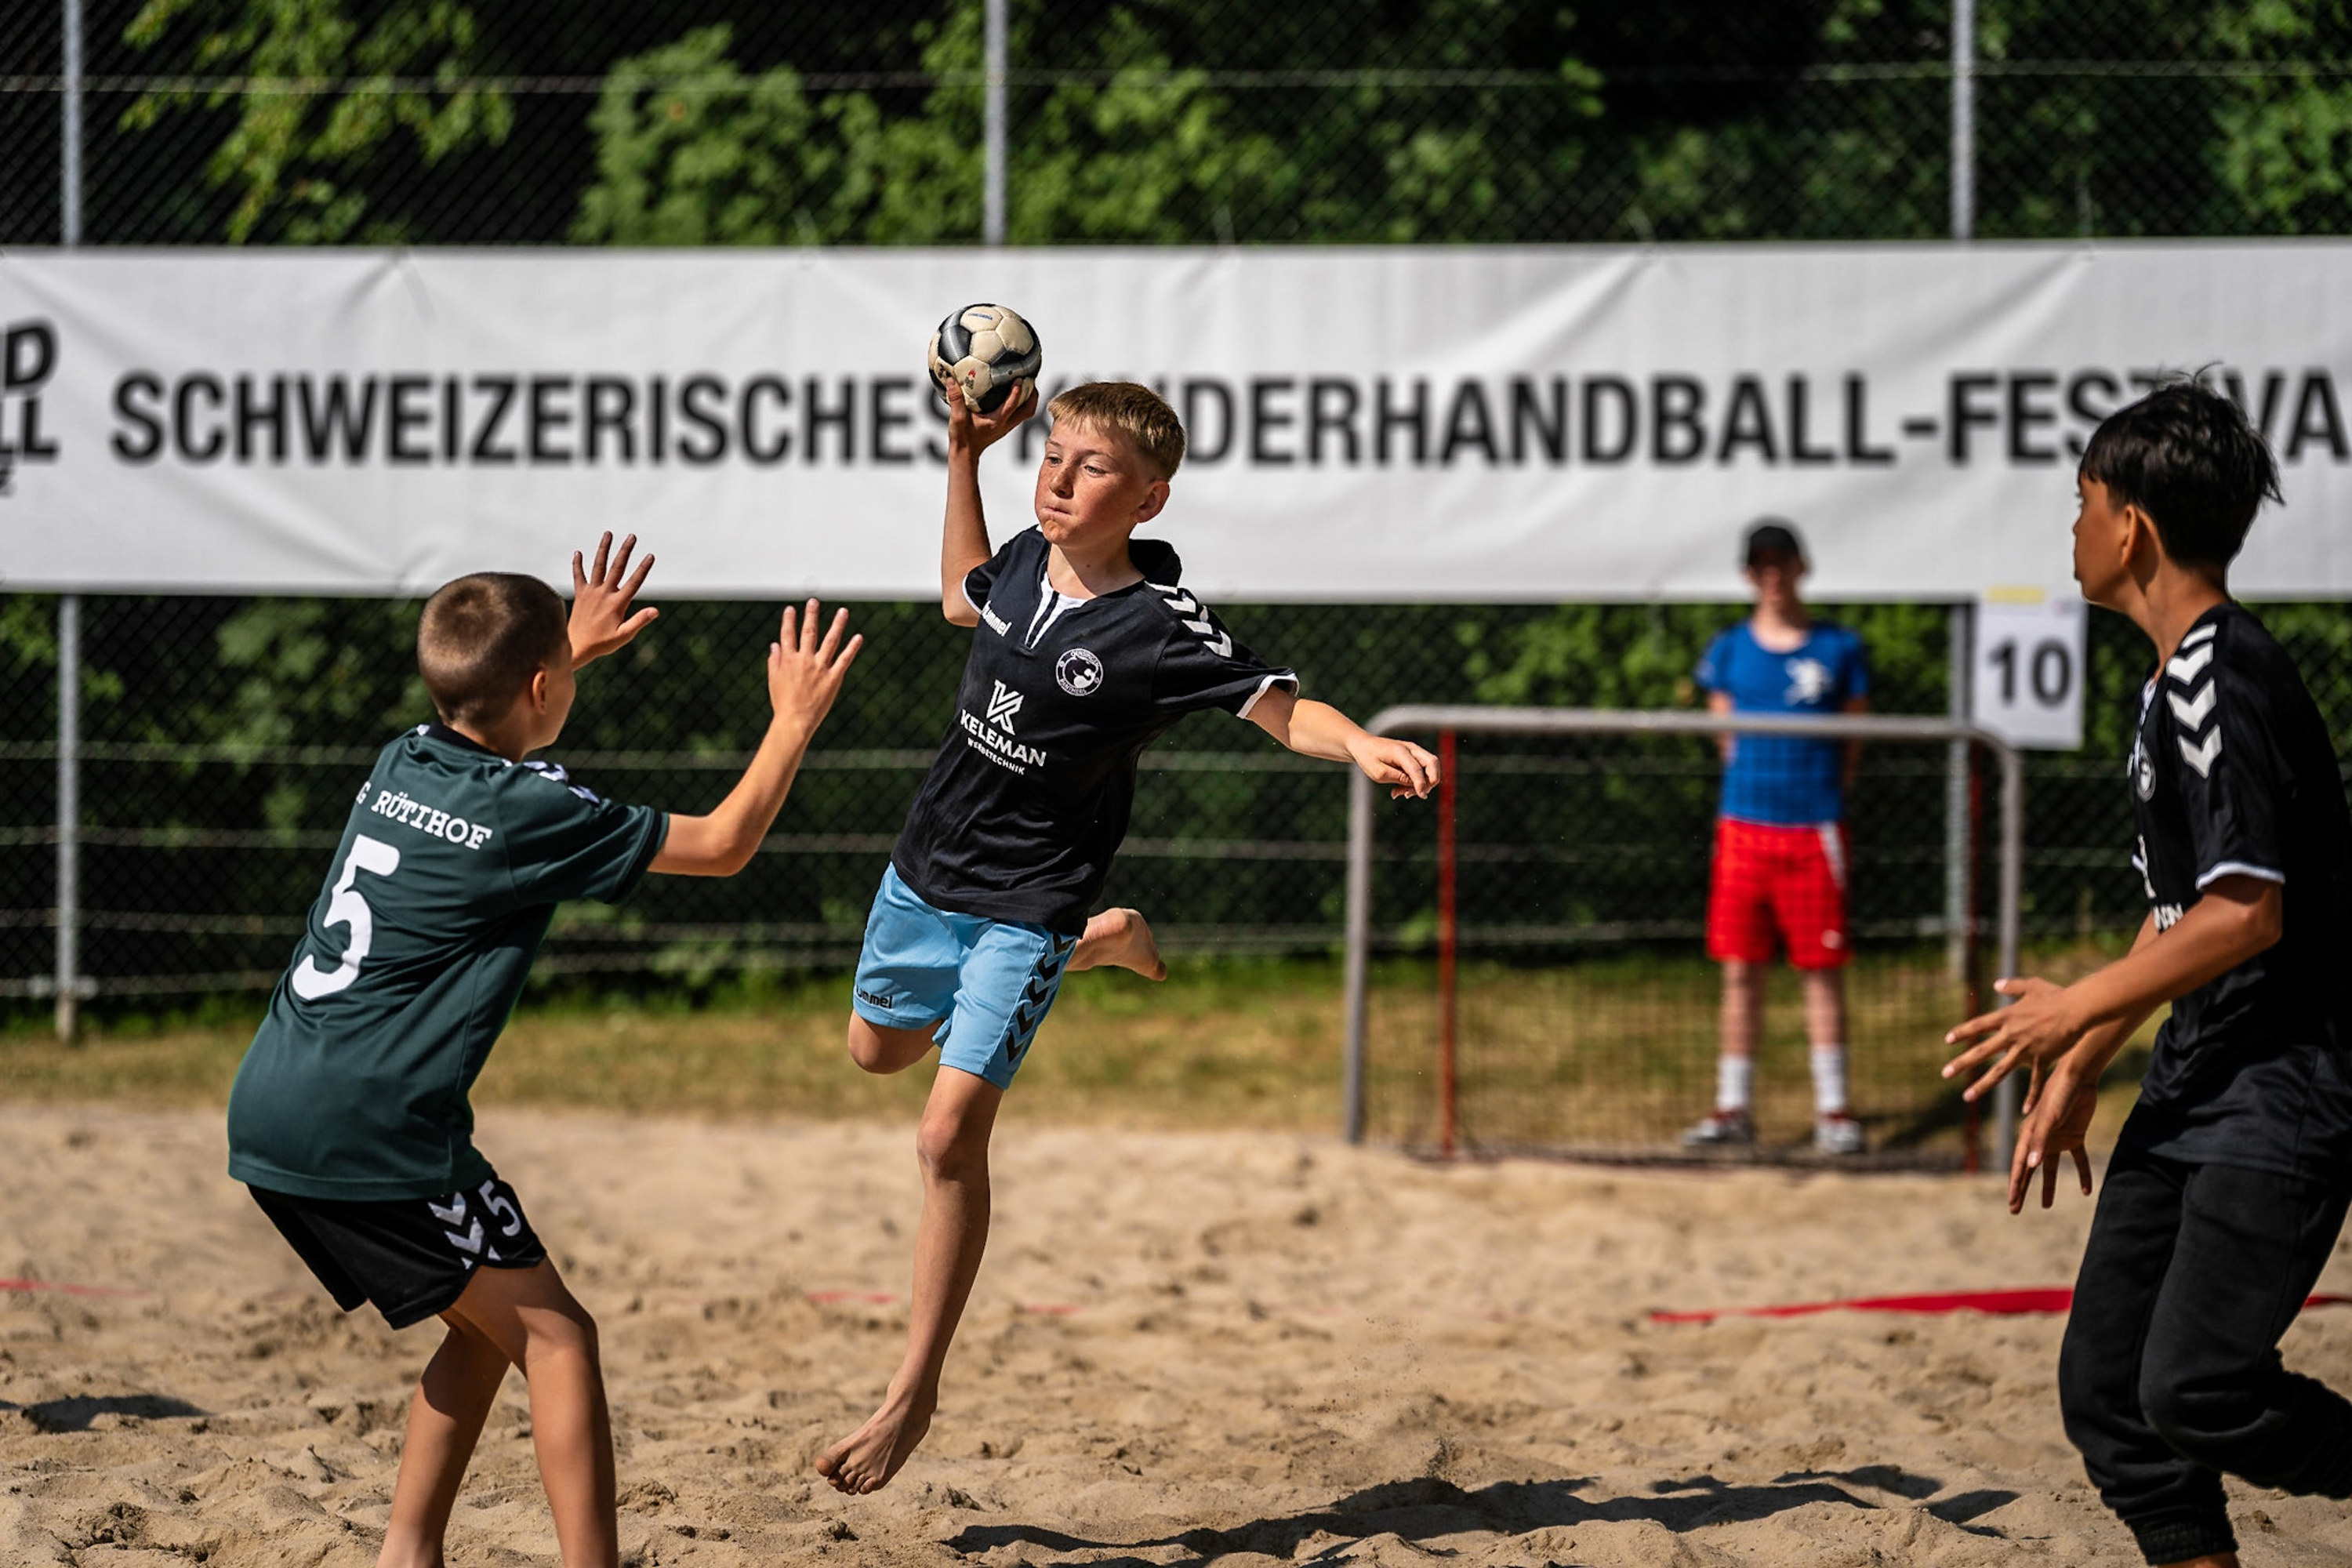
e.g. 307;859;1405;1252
227;724;667;1200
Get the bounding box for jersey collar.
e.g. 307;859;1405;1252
418;721;501;757
1130;537;1182;586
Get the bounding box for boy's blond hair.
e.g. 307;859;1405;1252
1047;381;1186;480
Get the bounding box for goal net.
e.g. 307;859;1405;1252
1341;707;2022;1168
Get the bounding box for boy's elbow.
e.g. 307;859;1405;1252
2246;891;2285;951
942;592;978;626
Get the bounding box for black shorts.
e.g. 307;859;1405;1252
249;1174;547;1330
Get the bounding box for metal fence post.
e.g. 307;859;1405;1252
1340;768;1374;1144
1992;742;2027;1172
1951;0;1975;242
55;0;85;1043
62;0;84;246
55;596;82;1042
982;0;1007;245
1946;602;1973;975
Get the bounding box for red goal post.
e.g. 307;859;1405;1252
1338;706;2027;1166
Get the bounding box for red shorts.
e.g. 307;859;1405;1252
1706;817;1851;970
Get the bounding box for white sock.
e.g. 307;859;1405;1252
1715;1056;1754;1114
1811;1045;1848;1117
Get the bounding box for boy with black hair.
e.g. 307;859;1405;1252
818;379;1439;1495
227;535;860;1568
1944;379;2352;1568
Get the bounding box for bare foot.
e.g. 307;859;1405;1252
815;1389;935;1494
1068;907;1167;980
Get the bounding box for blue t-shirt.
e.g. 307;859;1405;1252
1694;621;1869;826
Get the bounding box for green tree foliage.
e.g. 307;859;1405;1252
120;0;513;242
572;8;1316;245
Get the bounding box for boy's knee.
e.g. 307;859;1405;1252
846;1020;891;1073
915;1107;989;1181
2136;1363;2248;1465
848;1017;928;1076
525;1293;601;1366
557;1307;603;1369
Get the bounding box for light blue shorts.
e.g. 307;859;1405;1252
850;865;1078;1090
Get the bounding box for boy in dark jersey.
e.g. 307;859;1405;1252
227;535;860;1568
817;380;1439;1494
1944;380;2352;1568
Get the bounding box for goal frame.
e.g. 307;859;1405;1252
1338;706;2027;1166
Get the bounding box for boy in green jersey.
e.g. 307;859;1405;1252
227;535;860;1568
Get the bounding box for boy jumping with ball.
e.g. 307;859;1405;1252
1944;379;2352;1568
227;536;859;1568
817;380;1439;1494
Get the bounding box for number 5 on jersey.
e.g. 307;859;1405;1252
291;834;402;1000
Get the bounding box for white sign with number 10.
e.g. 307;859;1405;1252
1972;590;2089;751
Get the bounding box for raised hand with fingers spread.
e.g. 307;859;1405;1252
568;531;660;668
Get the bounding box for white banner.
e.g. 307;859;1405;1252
4;245;2351;601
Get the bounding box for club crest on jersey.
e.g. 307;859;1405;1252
986;679;1024;732
2129;732;2155;800
1055;648;1105;697
1784;657;1832;705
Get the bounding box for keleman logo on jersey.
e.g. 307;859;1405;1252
1150;583;1232;658
958;706;1047;773
0;321;61;497
1056;648;1105;696
986;679;1024;731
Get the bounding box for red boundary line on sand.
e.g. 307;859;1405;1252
1650;1288;2352;1325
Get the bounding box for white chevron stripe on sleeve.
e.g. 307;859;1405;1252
2178;623;2217;649
1152;583;1233;657
2177;728;2223;778
2166;681;2216;731
2166;643;2215;684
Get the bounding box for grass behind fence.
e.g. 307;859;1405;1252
0;952;2156;1161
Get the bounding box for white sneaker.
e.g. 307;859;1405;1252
1813;1112;1866;1155
1682;1108;1756;1147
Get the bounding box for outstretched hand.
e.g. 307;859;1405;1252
769;600;863;734
2006;1061;2099;1214
569;532;659;667
1940;975;2080;1103
1348;735;1441;800
942;378;1040;459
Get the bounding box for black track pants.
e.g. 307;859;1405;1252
2058;1145;2352;1565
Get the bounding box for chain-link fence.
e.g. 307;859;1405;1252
4;3;2352;1101
16;2;2352;247
5;594;2350;1012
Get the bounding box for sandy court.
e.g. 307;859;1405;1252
2;1103;2349;1567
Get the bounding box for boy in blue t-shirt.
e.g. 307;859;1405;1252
1685;520;1871;1153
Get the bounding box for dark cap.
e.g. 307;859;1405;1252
1743;518;1806;567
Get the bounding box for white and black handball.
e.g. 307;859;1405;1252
927;303;1042;416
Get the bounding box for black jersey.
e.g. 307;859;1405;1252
2119;601;2352;1181
891;528;1298;935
